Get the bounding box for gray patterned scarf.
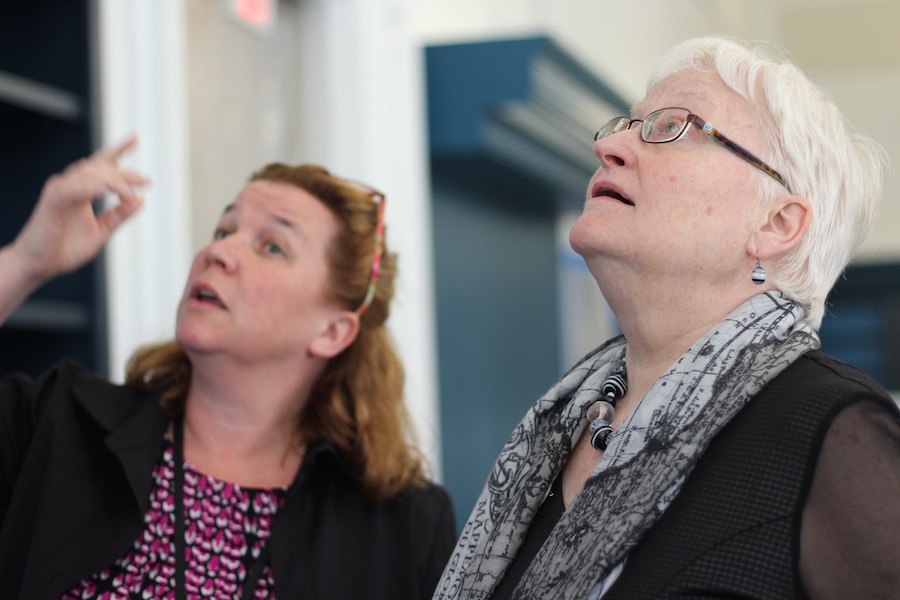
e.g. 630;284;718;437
433;292;819;600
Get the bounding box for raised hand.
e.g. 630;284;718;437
0;135;150;323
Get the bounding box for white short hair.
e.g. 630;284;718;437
648;36;889;330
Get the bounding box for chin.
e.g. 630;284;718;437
568;218;597;257
570;210;625;255
175;323;217;355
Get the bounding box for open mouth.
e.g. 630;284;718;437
592;184;634;206
192;285;226;309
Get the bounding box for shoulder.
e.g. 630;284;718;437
764;350;893;411
0;360;107;421
780;350;887;392
392;480;456;523
300;443;456;526
372;479;458;553
1;359;105;396
740;350;897;454
356;479;457;539
379;482;458;584
1;359;165;434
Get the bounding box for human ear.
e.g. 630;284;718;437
753;194;812;260
308;311;360;359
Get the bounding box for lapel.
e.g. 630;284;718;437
72;374;169;513
21;364;172;599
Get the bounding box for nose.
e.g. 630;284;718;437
202;235;238;273
592;127;638;170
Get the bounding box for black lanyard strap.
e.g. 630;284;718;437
173;417;187;600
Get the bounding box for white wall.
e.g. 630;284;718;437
287;0;443;474
411;1;759;113
97;0;191;381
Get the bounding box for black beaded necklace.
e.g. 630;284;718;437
586;358;627;451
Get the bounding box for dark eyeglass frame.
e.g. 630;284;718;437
349;184;386;316
595;107;790;192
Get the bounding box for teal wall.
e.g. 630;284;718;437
431;161;562;529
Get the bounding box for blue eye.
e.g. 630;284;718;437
264;242;283;255
662;121;681;134
213;228;231;240
644;113;687;142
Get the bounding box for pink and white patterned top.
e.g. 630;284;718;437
60;441;287;600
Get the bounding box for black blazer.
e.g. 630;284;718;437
0;361;456;599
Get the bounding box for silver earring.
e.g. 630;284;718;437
751;259;766;285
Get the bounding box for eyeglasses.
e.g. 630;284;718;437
595;107;790;192
353;186;386;316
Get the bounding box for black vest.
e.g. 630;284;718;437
605;350;891;599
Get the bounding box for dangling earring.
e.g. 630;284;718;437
751;258;767;285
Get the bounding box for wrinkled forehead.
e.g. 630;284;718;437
631;69;732;119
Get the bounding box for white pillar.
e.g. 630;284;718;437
295;0;443;476
96;0;192;381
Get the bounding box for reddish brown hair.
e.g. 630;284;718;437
126;164;425;502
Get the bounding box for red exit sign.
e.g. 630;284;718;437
226;0;275;33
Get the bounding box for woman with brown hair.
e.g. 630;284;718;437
0;137;456;599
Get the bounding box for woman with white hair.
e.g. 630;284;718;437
434;36;900;599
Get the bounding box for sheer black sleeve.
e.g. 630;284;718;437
800;396;900;598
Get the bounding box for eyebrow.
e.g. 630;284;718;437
632;86;719;119
221;203;299;231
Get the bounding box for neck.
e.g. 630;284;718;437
597;268;760;410
178;355;322;487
